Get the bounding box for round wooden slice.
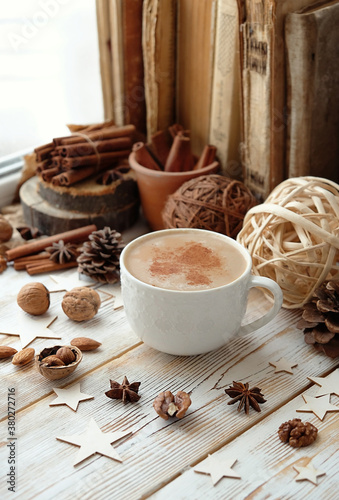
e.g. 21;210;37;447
20;176;140;235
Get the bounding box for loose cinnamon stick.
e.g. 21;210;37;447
150;130;171;166
132;142;162;170
26;260;77;275
164;133;195;172
66;119;115;134
53;125;136;146
14;252;50;264
59;137;132;158
194;145;217;170
61;150;130;169
6;224;97;262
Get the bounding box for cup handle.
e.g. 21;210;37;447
238;276;283;336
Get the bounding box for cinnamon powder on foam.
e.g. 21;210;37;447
149;241;221;287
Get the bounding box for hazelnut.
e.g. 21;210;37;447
41;355;65;367
62;287;101;321
0;217;13;243
55;346;76;365
17;282;50;315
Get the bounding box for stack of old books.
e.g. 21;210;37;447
96;0;339;201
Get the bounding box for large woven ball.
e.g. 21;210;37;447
237;177;339;309
162;174;257;238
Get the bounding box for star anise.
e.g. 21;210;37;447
105;376;141;403
46;240;79;264
225;381;266;414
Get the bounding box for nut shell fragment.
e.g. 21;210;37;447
35;345;82;380
62;287;101;321
17;282;50;315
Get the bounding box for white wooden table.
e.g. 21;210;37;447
0;225;338;500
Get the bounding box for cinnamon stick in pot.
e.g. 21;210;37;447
194;145;217;170
132;142;162;170
164;132;195;172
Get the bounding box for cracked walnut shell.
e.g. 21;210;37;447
62;287;101;321
278;418;318;447
17;282;50;315
153;390;191;420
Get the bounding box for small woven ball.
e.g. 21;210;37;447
237;177;339;309
162;174;257;238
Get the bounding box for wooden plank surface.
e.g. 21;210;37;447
0;237;338;499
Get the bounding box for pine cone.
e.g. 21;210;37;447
77;227;124;284
297;280;339;358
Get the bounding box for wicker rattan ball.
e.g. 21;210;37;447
237;177;339;309
162;174;257;238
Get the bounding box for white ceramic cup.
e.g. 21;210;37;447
120;229;283;356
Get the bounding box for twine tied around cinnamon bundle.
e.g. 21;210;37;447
162;174;257;238
237;177;339;309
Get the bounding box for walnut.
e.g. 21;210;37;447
153;390;192;420
61;287;101;321
278;418;318;447
55;346;76;365
17;282;50;315
0;217;13;243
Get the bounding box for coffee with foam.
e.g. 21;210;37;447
124;230;247;291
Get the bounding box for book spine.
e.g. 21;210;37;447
122;0;147;134
208;0;242;178
176;0;217;156
285;14;315;178
109;0;125;126
240;0;274;201
96;0;114;121
142;0;177;140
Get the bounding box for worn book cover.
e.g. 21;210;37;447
142;0;177;140
240;0;321;201
285;1;339;182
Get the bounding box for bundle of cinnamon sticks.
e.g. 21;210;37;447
5;225;96;275
132;123;218;173
35;121;136;187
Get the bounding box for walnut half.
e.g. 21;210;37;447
153;390;191;420
278;418;318;447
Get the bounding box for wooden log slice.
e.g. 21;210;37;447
20;176;140;235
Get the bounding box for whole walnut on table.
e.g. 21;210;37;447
62;287;101;321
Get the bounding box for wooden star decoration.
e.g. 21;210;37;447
98;283;124;309
307;369;339;397
50;384;94;412
293;463;326;485
0;310;59;348
193;455;241;486
269;357;298;374
56;418;131;466
296;394;339;421
48;271;95;292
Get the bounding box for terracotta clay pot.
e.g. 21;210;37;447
129;152;219;230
